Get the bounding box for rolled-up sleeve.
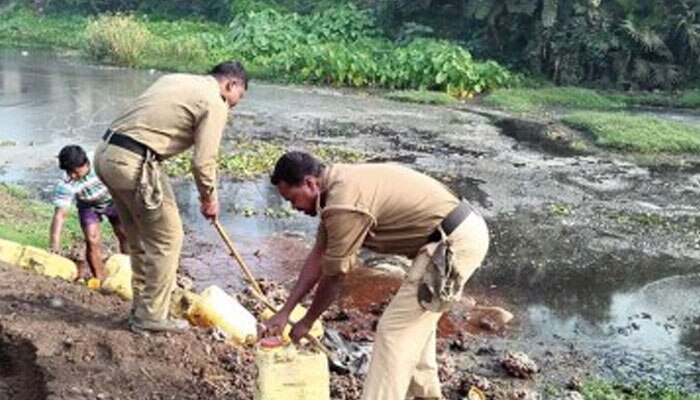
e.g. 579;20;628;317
192;100;228;201
319;209;373;276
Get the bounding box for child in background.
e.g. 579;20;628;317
49;145;128;280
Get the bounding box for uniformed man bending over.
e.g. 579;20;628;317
264;151;490;400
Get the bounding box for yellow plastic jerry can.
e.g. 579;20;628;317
187;285;258;345
17;245;77;280
0;238;24;265
255;338;330;400
101;254;133;300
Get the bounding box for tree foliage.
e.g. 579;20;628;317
27;0;700;89
376;0;700;89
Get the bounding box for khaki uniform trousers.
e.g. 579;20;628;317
361;212;489;400
94;143;184;322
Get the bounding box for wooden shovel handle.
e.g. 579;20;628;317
212;219;265;295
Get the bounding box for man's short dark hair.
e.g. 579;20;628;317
270;151;325;186
210;61;249;90
58;145;89;172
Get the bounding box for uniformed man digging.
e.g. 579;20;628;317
264;151;490;400
94;61;248;333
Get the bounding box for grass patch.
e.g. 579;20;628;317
0;8;85;49
562;111;700;153
603;90;700;109
602;92;675;108
165;139;367;179
0;184;82;249
677;90;700;109
582;380;700;400
483;87;700;112
383;90;457;105
482;87;623;113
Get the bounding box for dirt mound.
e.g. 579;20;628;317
0;328;48;400
0;262;256;400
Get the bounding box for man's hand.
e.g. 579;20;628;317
200;198;219;220
263;310;290;337
290;317;313;343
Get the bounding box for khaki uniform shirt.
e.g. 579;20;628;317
109;74;229;200
316;163;460;276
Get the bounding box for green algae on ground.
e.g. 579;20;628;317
164;139;367;180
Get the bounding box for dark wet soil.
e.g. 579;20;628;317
0;262;260;400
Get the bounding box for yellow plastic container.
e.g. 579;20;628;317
187;285;258;345
170;287;201;320
255;342;330;400
101;254;133;300
17;245;77;280
86;278;101;290
0;238;24;265
260;305;324;343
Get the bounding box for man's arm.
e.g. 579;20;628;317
49;207;68;253
264;240;324;334
192;102;228;219
290;273;344;342
288;210;373;340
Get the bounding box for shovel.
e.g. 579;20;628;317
211;219;345;368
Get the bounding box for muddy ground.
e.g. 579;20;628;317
0;261;595;400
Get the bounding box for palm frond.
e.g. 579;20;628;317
621;18;673;59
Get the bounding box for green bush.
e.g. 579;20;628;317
229;9;306;61
300;4;378;42
381;39;514;95
230;7;516;94
84;14;152;66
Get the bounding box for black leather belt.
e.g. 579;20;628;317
102;130;161;161
427;200;473;243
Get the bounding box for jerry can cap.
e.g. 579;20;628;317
259;336;284;349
